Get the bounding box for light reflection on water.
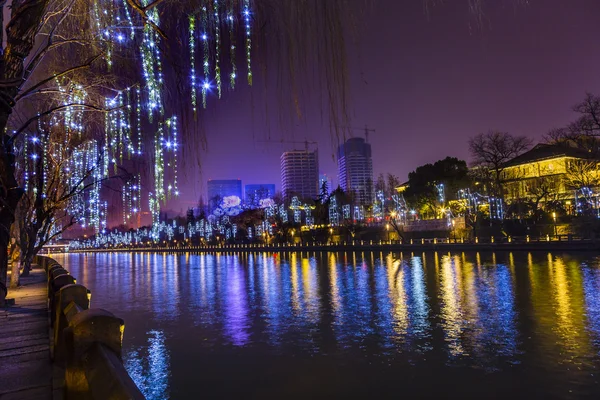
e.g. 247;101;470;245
55;251;600;399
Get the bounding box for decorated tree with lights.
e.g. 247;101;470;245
10;132;103;286
0;0;353;305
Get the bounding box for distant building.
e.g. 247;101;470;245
245;184;276;206
501;143;596;209
337;137;374;204
281;150;319;200
207;179;242;208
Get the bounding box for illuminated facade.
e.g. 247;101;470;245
281;150;319;200
337;137;374;204
501;143;597;202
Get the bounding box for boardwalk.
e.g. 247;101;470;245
0;268;52;400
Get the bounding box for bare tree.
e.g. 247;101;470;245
546;94;600;150
527;176;556;219
563;159;600;192
468;131;532;198
545;93;600;204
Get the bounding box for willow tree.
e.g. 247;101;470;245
0;0;352;305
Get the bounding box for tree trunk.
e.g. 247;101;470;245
0;137;23;306
0;252;7;305
9;257;19;288
0;0;54;306
20;254;32;277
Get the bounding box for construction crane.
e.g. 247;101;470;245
256;139;318;152
341;125;376;143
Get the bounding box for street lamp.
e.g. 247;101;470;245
386;223;390;242
552;212;557;237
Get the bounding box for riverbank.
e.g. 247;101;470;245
69;237;600;253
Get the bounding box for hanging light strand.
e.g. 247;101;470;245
243;0;252;85
227;0;236;88
213;0;222;98
189;14;197;113
201;6;209;108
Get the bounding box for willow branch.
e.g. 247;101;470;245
125;0;168;39
17;54;102;101
11;102;121;141
142;0;167;11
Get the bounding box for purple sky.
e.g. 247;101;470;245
168;0;600;213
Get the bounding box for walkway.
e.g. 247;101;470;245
0;268;52;400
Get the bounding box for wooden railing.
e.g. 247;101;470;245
35;255;144;400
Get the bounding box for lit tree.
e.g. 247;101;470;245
10;131;107;286
0;0;353;305
404;157;471;219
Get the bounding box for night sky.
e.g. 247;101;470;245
168;0;600;213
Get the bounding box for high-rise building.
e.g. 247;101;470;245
207;179;243;207
245;184;276;206
281;150;319;200
337;137;373;204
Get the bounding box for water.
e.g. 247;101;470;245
54;251;600;399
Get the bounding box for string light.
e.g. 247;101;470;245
201;6;209;108
213;0;222;98
189;14;197;113
21;0;258;240
227;4;236;89
243;0;252;84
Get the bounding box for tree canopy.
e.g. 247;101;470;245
403;157;470;218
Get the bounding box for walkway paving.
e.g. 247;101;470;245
0;268;52;400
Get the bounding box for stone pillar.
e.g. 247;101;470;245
53;284;90;366
64;309;126;400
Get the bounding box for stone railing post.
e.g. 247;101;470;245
64;309;136;399
50;273;76;327
54;284;90;366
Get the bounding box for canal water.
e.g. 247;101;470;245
55;251;600;399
